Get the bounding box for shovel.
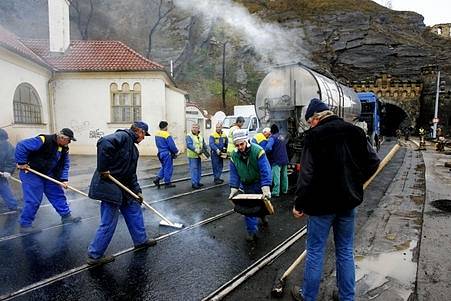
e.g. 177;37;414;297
107;174;184;229
271;250;307;297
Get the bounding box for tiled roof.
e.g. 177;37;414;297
0;25;50;68
21;39;164;72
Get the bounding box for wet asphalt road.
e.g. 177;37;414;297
0;140;403;300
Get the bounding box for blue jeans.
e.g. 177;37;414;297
157;152;174;183
300;209;356;301
88;201;147;259
188;158;201;186
0;177;18;209
210;152;223;181
19;171;71;227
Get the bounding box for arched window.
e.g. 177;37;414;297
110;82;142;123
13;83;42;124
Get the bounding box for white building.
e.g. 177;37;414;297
0;0;186;155
185;102;213;143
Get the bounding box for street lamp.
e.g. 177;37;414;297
221;41;228;111
432;70;440;139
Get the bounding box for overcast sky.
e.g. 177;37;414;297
374;0;450;25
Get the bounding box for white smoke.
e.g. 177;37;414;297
173;0;308;66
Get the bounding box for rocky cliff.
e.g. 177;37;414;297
0;0;449;129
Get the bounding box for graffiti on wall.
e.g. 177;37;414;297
70;120;90;133
89;129;104;139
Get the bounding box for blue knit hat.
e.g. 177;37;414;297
305;98;329;120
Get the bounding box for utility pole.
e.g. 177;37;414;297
432;70;440;139
222;41;228;111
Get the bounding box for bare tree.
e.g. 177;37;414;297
68;0;95;40
146;0;174;58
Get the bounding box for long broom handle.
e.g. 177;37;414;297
0;171;22;184
107;174;176;226
281;250;307;280
363;144;400;190
25;167;89;197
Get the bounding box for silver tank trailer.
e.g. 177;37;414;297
255;64;361;135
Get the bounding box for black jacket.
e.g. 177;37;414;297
295;115;380;215
89;129;141;205
0;140;15;174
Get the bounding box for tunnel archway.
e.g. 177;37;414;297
380;103;410;136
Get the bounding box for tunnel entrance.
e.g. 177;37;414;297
380;103;410;136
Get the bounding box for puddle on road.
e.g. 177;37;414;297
356;240;417;300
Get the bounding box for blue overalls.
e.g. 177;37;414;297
15;135;72;227
229;144;272;235
0;140;18;210
209;131;227;182
251;132;268;150
155;130;179;184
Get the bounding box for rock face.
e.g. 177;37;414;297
0;0;449;130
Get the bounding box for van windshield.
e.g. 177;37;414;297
222;117;250;129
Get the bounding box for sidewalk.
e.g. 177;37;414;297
351;141;451;301
416;149;451;300
317;141;451;300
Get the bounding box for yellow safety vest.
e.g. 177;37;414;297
253;133;267;144
227;125;240;155
187;132;203;158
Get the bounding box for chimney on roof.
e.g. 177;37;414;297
48;0;70;53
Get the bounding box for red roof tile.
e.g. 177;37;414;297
21;39;164;72
0;25;50;68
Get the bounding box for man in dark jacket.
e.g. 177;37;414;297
87;121;156;265
0;129;19;211
15;128;81;233
265;124;289;197
292;99;380;301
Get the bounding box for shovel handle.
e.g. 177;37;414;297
26;167;88;197
281;250;307;280
107;174;176;226
0;172;22;184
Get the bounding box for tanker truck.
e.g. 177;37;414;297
255;63;362;185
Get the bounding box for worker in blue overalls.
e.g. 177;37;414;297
15;128;81;233
153;121;179;189
229;129;272;241
209;122;228;184
0;128;19;211
251;127;271;149
265;124;289;197
87;121;156;265
186;123;208;189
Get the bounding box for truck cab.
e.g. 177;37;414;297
222;115;259;141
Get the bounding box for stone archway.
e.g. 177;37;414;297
379;97;416;136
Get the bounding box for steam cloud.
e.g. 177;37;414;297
173;0;308;66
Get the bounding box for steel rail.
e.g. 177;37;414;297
0;183;228;243
0;170;229;216
0;209;235;301
202;226;307;301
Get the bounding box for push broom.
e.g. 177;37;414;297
107;174;184;229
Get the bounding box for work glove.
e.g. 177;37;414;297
216;149;221;156
195;148;202;155
261;186;271;199
100;171;111;179
1;172;11;178
137;193;144;204
228;188;239;200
